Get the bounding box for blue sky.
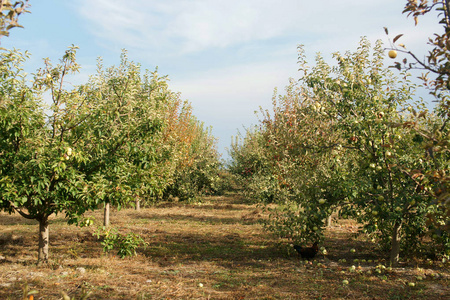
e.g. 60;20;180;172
1;0;443;160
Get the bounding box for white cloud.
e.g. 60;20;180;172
76;0;417;56
73;0;445;158
77;0;300;53
170;56;297;114
165;1;301;53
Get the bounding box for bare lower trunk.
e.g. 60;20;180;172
37;216;49;264
326;215;332;227
390;221;402;266
135;197;140;211
104;202;110;227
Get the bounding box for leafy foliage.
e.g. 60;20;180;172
95;226;148;258
0;46;220;262
160;105;222;202
384;0;450;233
229;38;449;264
0;0;29;39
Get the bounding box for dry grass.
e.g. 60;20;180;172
0;195;448;299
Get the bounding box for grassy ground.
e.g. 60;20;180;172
0;195;448;299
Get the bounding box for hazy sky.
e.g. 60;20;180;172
1;1;443;160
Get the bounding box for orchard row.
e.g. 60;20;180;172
228;37;449;265
0;46;223;262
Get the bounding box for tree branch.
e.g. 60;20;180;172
9;201;35;219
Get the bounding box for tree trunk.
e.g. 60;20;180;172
444;0;450;27
390;221;402;266
326;215;332;227
135;197;140;211
104;201;110;227
37;216;49;264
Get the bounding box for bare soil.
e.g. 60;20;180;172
0;195;448;299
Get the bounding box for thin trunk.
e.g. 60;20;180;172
37;216;49;264
444;0;450;28
326;215;332;227
135;197;140;211
104;202;110;227
390;221;402;266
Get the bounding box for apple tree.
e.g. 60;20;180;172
256;76;350;244
295;38;441;264
0;47;171;263
75;56;174;225
173;120;222;199
231;38;446;264
228;126;278;202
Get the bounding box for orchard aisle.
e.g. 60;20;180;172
0;195;448;299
